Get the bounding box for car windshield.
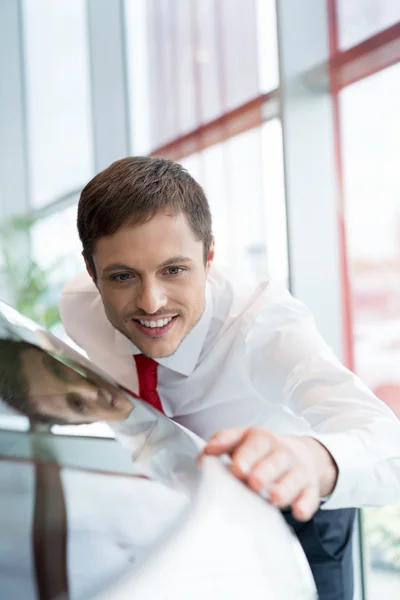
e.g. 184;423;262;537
0;301;201;599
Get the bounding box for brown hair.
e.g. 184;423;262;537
0;339;71;426
77;156;213;277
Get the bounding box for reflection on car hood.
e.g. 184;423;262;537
0;299;201;481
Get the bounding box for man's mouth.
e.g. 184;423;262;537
132;315;179;338
99;388;119;409
110;391;119;408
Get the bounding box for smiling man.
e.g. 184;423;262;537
59;156;400;600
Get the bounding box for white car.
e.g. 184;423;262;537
0;301;317;599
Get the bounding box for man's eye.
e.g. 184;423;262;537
68;394;88;414
112;273;133;282
165;267;183;276
74;399;85;412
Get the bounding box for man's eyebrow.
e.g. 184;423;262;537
157;256;193;268
102;263;135;274
102;256;193;274
42;354;68;382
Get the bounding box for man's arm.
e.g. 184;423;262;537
205;291;400;518
277;347;400;511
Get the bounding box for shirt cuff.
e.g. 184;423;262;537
306;431;370;510
319;494;331;503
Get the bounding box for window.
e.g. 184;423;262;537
200;143;230;268
22;0;93;207
30;205;82;289
339;63;400;597
124;0;278;154
217;0;260;112
261;119;288;287
255;0;279;93
337;0;400;50
124;0;152;155
180;120;287;288
195;0;224;124
224;127;269;283
30;205;82;340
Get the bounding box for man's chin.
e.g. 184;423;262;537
138;342;179;359
129;332;182;358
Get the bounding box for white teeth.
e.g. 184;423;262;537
138;317;173;328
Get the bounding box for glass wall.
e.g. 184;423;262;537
22;0;94;208
124;0;278;154
334;0;400;594
336;0;399;49
177;122;287;288
339;62;400;597
0;0;94;333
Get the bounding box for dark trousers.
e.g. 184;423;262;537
282;507;356;600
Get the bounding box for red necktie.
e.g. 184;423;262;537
134;354;165;414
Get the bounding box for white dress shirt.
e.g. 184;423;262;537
60;266;400;510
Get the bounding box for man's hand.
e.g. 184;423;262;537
202;427;338;522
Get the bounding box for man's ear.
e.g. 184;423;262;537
82;252;97;284
206;238;215;273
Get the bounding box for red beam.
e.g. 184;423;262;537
327;0;355;370
150;90;278;161
327;0;339;56
331;21;400;90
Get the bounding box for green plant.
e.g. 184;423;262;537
363;505;400;571
0;215;63;329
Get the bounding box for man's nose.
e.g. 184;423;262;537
69;381;100;404
135;280;167;315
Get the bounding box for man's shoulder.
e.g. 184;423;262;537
60;271;102;320
209;266;303;323
59;271;110;347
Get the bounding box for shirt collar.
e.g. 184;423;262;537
114;282;213;376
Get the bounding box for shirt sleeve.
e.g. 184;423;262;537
245;287;400;509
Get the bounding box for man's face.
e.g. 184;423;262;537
90;211;214;358
21;348;133;424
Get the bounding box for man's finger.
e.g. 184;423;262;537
229;429;274;478
291;485;320;522
247;451;292;493
267;469;307;508
203;427;247;455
